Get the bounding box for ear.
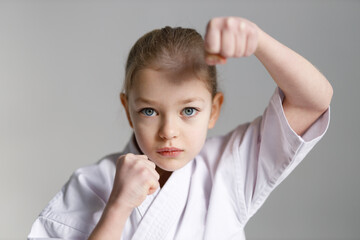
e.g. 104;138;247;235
120;93;133;128
208;92;224;129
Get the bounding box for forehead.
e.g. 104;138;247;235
129;68;212;103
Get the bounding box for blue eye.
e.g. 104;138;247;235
140;108;156;116
182;107;197;117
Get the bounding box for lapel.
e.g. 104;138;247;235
131;157;193;240
125;135;193;240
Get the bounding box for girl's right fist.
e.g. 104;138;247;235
108;153;160;210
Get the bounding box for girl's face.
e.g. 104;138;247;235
121;68;223;172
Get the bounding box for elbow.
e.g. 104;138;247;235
325;81;333;108
318;80;333;113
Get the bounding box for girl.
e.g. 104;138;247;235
29;16;332;239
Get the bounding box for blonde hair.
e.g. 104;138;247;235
123;26;218;97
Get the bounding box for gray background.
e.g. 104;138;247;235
1;0;359;239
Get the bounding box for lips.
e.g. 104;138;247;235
156;147;184;157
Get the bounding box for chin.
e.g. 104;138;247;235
156;159;190;172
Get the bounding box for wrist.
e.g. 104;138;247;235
254;27;266;57
105;197;134;218
88;199;133;239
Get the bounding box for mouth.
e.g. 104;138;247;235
156;147;184;157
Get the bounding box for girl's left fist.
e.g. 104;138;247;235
204;17;260;65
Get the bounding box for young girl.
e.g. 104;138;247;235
28;16;332;239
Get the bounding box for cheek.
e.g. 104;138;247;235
130;114;157;149
133;123;156;145
184;119;209;146
131;111;157;133
186;122;207;137
133;129;153;157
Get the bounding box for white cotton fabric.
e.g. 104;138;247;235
28;88;330;240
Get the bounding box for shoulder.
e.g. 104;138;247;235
197;121;257;172
58;152;122;205
34;153;122;236
201;119;261;156
73;152;120;187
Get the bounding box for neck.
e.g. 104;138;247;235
156;166;172;188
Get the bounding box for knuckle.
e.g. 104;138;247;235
125;153;134;158
207;18;218;29
122;155;133;164
148;178;158;188
238;21;246;32
116;156;123;165
139;168;149;177
123;153;134;161
133;159;143;168
149;161;156;168
235;50;243;58
244;50;252;57
145;178;153;186
153;180;160;189
221;48;232;58
116;155;128;166
249;26;256;35
206;20;214;32
224;17;235;29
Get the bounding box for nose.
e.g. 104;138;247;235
158;116;179;140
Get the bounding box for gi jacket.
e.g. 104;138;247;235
28;88;330;240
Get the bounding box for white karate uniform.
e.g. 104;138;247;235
28;88;330;240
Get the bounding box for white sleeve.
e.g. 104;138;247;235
233;87;330;220
28;156;117;239
27;189;95;240
28;208;89;239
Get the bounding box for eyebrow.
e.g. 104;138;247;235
134;97;205;105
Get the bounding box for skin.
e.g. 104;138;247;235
89;72;224;240
205;17;333;135
125;70;223;172
89;17;333;240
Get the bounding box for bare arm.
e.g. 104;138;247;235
88;202;132;240
254;29;333;135
205;17;333;136
88;154;160;239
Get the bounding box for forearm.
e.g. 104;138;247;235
254;29;333;112
204;17;333;135
88;202;132;240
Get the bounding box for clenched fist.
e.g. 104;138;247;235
204;17;260;65
107;153;160;210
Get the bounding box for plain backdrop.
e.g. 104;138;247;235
1;0;359;239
